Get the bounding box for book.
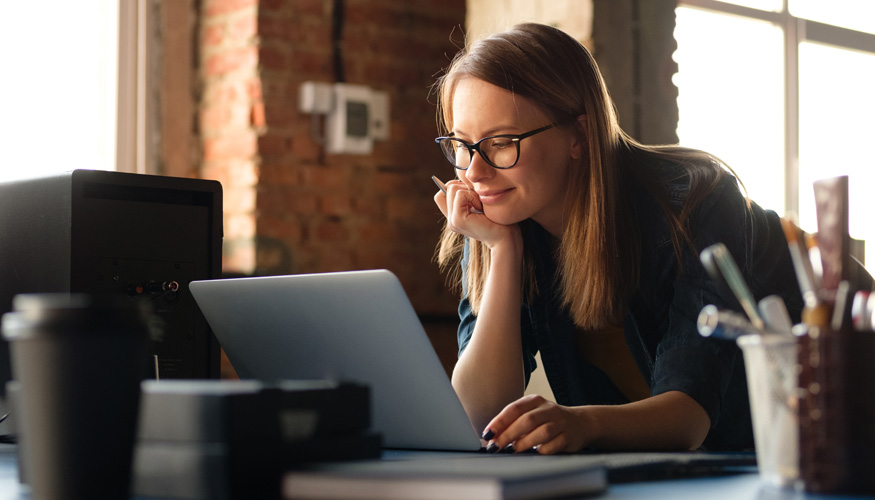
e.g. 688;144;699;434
283;455;607;500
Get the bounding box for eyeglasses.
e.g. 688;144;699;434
434;124;557;170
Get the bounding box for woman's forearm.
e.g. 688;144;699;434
581;391;711;451
451;236;526;433
482;390;712;454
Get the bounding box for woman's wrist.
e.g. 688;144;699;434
485;224;524;259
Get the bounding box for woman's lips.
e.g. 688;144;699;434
476;188;513;204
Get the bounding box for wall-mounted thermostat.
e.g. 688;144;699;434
298;82;390;155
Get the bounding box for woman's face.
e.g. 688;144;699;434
449;77;581;236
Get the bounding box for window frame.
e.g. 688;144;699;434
678;0;875;215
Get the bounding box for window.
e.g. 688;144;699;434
0;1;139;184
675;0;875;266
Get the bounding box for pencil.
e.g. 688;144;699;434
780;218;818;308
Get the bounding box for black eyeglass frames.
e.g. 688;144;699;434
434;123;557;170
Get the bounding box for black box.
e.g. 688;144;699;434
0;169;223;408
133;380;380;500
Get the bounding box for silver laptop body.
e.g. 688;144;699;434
190;269;482;451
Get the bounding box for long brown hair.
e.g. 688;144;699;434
434;23;728;329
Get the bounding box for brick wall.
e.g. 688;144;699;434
198;0;466;373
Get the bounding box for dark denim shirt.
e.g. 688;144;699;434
456;162;804;450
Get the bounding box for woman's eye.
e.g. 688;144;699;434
488;138;514;149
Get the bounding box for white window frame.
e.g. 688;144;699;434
117;0;152;175
678;0;875;216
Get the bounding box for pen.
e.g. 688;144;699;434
431;175;448;194
431;176;483;214
700;243;765;330
757;295;794;334
697;304;761;339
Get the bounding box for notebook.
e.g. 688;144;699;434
189;269;483;451
282;455;608;500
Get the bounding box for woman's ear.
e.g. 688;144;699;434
569;114;588;160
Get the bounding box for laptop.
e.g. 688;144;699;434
190;269;483;451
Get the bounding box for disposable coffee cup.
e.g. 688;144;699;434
2;293;151;500
737;334;799;488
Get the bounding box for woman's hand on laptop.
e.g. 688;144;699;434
482;391;712;453
481;395;592;455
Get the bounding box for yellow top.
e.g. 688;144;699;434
576;324;651;403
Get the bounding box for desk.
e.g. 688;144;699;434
0;444;873;500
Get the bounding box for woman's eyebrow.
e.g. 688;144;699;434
452;124;522;139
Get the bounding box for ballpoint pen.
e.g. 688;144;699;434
431;175;484;214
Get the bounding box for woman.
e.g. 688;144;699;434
431;23;803;454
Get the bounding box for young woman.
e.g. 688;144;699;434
431;23;804;454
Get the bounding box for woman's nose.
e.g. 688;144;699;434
462;151;493;184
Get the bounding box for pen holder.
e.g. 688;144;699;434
797;326;875;494
736;334;799;488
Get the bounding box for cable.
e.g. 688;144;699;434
331;0;346;83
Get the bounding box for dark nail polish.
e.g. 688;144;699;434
500;444;516;454
481;429;495;440
486;442;499;453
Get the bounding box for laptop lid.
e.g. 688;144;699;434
190;269;482;451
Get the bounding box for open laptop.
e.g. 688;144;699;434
190;269;483;451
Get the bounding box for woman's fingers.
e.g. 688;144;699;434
482;395;548;445
482;395;588;455
434;190;448;217
435;180;485;234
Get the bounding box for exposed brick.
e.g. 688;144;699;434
224;185;257;213
318;194;352;217
228;12;258;41
201;159;259;188
357;221;395;242
287;192;318;215
204;46;258;76
222;237;256;275
258;215;302;242
315;219;350;242
258;161;298;185
386;197;419;220
352;196;384;217
314;246;355;272
372;171;410;194
199;0;465;317
201;79;245;107
288;49;333;77
199;105;226;132
300;166;346;190
250;102;266;128
246;77;263;101
292;0;327;17
225;213;256;239
200;100;254;130
204;0;258;17
290;135;323;163
257;134;292;157
202;24;225;47
262;100;296;129
203;133;257;161
253;188;278;215
257;0;288;13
